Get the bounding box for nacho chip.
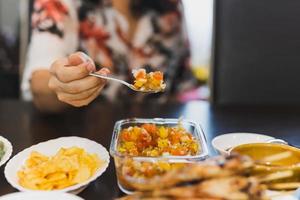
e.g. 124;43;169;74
18;147;102;190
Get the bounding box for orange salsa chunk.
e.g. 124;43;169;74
132;69;166;92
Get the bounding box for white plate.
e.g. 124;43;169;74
0;192;84;200
0;135;13;167
212;133;275;155
4;136;110;194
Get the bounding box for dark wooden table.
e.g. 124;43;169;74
0;99;300;199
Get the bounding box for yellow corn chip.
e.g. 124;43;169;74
17;147;101;190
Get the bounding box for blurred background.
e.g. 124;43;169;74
0;0;213;101
0;0;21;98
2;0;300;106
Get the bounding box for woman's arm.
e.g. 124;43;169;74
22;0;77;112
24;1;111;112
31;69;69;113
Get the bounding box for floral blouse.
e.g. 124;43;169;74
21;0;190;101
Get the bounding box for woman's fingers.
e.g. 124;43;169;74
48;52;110;107
68;51;96;71
68;86;104;107
98;67;110;75
49;68;109;94
50;59;94;83
49;67;110;106
56;84;100;102
50;74;104;93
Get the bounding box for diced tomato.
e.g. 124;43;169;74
170;132;182;144
139;129;152;143
129;148;138;156
137;141;151;150
135;69;146;79
162;147;171;153
120;129;138;142
122;166;135;176
142;124;157;135
153;71;163;80
120;130;131;141
150;136;158;146
171;147;187;156
142;163;156;177
136;142;144;150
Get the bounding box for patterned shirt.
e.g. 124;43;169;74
22;0;189;101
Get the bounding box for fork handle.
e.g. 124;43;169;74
89;72;131;87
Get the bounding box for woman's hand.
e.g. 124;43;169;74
48;52;110;107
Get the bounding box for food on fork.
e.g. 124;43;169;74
18;147;102;190
132;69;166;92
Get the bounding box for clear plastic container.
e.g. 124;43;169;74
110;118;208;194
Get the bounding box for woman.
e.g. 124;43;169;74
21;0;190;112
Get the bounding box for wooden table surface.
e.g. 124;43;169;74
0;99;300;199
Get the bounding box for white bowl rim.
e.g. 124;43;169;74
0;135;13;167
4;136;110;193
212;132;275;154
0;191;84;200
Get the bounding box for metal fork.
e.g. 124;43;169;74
89;72;162;93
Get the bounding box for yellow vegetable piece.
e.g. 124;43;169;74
158;127;168;138
157;138;169;148
158;162;171;171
